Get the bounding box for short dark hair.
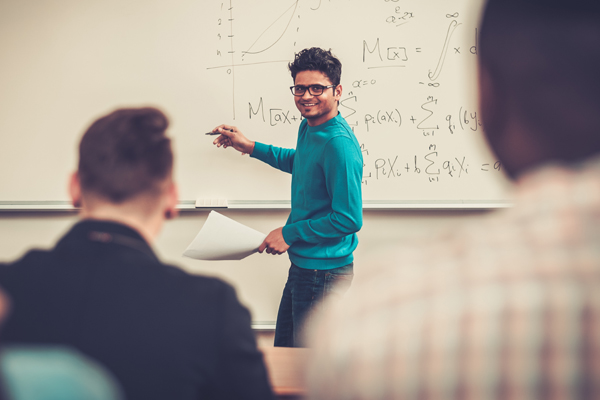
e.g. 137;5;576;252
78;107;173;203
288;47;342;86
480;0;600;162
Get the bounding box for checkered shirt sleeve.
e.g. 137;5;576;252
307;158;600;400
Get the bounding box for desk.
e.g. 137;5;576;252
260;347;310;399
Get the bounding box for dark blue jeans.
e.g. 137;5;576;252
274;263;354;348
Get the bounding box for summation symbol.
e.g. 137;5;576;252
340;94;358;119
417;96;440;130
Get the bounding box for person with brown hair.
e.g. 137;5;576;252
307;0;600;398
0;107;274;400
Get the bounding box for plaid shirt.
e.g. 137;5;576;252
307;157;600;400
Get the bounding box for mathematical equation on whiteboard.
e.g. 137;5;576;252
245;95;481;134
206;0;499;187
244;94;501;185
360;145;502;185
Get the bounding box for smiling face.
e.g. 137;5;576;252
293;70;342;127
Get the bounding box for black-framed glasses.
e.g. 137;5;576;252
290;84;336;96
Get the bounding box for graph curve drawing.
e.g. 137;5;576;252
242;0;300;56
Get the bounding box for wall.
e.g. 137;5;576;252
0;0;510;324
0;209;488;323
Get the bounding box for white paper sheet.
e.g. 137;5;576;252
182;211;267;261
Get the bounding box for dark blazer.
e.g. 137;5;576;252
0;220;274;400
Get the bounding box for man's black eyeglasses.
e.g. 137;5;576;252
290;85;336;96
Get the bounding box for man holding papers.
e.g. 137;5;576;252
0;107;274;400
212;47;363;347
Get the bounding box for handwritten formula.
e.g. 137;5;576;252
203;0;509;202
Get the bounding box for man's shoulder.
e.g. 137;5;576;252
318;119;362;161
324;116;360;145
0;248;55;275
0;243;236;301
322;114;354;134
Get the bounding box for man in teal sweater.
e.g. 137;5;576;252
212;47;363;347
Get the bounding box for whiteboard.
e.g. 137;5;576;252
0;0;511;207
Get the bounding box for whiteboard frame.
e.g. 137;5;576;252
0;200;512;212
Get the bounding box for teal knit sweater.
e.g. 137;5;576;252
251;113;363;270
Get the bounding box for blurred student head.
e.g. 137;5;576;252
69;107;178;241
478;0;600;178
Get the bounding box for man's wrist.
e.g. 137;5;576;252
281;225;296;246
247;141;255;155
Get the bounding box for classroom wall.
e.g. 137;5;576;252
0;0;510;324
0;209;488;323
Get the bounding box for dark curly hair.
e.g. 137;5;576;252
288;47;342;85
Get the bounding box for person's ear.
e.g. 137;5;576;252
0;288;11;326
334;84;342;101
163;182;179;220
69;172;82;209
